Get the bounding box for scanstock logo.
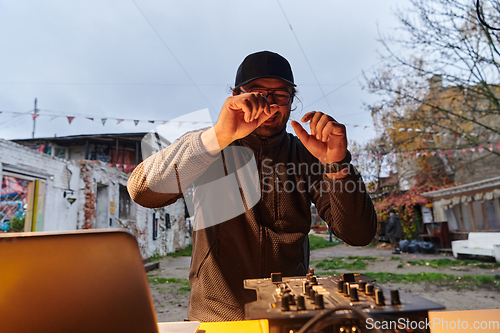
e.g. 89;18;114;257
141;109;261;231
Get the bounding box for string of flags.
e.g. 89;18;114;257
0;110;213;126
0;110;373;129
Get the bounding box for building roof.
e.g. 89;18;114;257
422;176;500;199
12;132;170;148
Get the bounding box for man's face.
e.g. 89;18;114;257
238;78;293;138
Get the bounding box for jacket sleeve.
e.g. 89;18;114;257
310;164;377;246
127;130;219;208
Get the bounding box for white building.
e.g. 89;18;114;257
0;138;190;258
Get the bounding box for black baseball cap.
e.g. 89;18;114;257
235;51;296;87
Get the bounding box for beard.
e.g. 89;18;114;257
253;108;291;138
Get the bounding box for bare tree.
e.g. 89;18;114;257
365;0;500;183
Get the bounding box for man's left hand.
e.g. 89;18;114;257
291;111;348;165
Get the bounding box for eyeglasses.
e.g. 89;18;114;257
240;88;292;106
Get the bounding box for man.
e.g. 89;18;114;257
128;51;377;321
386;209;403;254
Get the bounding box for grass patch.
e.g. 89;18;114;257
148;277;191;294
313;256;379;271
407;258;500;269
150;253;162;262
167;244;193;258
362;272;500;290
309;234;340;251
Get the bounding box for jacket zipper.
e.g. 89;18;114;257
258;143;267;276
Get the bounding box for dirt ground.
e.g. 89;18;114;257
148;240;500;323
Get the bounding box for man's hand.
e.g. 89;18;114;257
203;93;280;153
291;111;348;178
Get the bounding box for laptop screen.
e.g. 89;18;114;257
0;229;159;333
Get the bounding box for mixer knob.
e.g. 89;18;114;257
350;286;359;302
296;295;306;310
391;289;401;305
315;294;325;310
375;289;385;306
337;280;345;293
343;282;350;297
309;288;316;302
365;283;374;296
281;294;290;311
358;281;366;292
302;280;309;294
305;284;312;296
310;276;318;285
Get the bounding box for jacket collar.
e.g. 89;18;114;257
239;127;287;150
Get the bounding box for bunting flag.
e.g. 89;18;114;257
50;116;57;121
86;117;94;121
101;118;107;126
134;120;139;126
32;114;40;120
116;119;124;124
148;120;155;124
478;146;484;153
67;116;75;124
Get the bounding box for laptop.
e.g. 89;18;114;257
0;229;199;333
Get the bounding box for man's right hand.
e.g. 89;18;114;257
202;92;280;154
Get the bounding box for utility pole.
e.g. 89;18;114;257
32;98;38;138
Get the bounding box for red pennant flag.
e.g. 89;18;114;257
497;143;500;150
32;114;40;120
440;151;445;156
86;117;94;121
67;116;75;124
447;151;452;155
149;120;155;123
462;149;466;154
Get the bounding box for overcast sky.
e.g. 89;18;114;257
0;0;408;144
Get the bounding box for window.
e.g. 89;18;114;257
152;213;158;240
118;185;135;220
165;213;171;229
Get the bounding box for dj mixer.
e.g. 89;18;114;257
244;270;445;333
